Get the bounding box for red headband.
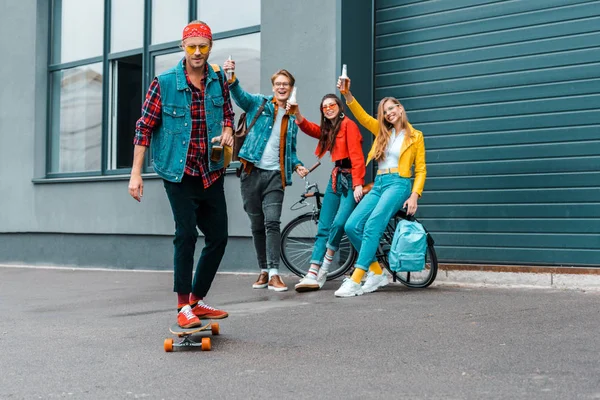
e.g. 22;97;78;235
182;23;212;41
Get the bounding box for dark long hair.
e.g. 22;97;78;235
316;94;345;158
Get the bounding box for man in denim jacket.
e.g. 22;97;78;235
128;21;233;328
224;59;308;292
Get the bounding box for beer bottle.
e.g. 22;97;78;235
340;64;349;94
225;55;234;81
288;87;298;115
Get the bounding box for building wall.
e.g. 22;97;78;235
374;0;600;266
0;0;343;270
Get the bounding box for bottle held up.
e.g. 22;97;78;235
340;64;349;94
288;87;298;115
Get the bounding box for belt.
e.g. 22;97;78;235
377;167;399;175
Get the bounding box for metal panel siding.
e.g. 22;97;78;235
375;0;600;266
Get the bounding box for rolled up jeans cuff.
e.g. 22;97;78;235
326;243;339;252
354;264;369;272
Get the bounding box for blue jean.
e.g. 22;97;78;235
345;174;411;271
310;175;357;265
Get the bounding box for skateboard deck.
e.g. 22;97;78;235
164;320;220;352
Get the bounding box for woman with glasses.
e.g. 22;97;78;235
287;94;366;292
333;76;427;297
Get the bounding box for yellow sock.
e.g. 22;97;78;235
351;268;366;284
368;261;383;275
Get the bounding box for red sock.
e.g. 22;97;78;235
177;293;190;311
189;293;203;307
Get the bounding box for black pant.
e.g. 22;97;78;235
163;175;228;297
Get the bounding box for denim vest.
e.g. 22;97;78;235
151;59;226;182
229;79;303;186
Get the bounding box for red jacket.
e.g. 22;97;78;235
297;117;365;187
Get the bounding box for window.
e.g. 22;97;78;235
111;0;144;53
108;55;143;170
152;0;188;45
49;63;103;173
197;0;260;34
54;0;104;64
48;0;261;178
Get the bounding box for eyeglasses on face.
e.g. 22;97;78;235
184;44;210;55
383;104;401;116
273;82;291;88
321;103;338;111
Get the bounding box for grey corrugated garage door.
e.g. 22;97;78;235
375;0;600;266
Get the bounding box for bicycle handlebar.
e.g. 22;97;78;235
307;161;321;173
301;192;324;199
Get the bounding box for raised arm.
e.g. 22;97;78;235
228;77;263;112
337;77;379;136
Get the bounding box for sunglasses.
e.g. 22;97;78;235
383;104;402;116
184;44;210;55
322;103;338;111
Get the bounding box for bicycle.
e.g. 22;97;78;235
280;163;438;288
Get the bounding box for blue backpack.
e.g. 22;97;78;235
388;218;427;272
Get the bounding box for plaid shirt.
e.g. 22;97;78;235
134;62;235;188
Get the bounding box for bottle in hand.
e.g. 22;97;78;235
340;64;349;94
288;87;298;115
225;55;234;81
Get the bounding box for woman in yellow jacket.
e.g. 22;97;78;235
334;76;426;297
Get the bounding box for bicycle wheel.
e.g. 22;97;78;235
280;213;356;280
378;217;438;289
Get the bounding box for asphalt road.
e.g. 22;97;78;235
1;266;599;400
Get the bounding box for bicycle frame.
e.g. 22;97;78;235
290;163;324;215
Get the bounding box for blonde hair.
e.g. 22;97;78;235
372;97;412;161
271;69;296;87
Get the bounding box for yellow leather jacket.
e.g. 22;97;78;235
346;98;426;196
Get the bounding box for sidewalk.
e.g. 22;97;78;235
435;263;600;291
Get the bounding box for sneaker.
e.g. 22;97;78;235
268;275;288;292
252;272;269;289
191;302;229;319
362;271;389;293
316;268;328;289
334;278;364;297
177;305;202;328
295;275;320;292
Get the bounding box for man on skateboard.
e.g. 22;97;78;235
128;21;234;328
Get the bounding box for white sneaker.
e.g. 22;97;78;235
295;275;320;292
316;268;328;288
334;278;364;297
362;272;389;293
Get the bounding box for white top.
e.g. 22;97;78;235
256;109;284;170
378;128;405;170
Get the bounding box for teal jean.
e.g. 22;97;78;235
345;173;411;271
310;174;357;265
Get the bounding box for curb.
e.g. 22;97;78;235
432;264;600;292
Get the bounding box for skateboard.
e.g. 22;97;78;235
164;320;220;352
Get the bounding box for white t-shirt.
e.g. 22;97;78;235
378;128;405;170
256;109;285;170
